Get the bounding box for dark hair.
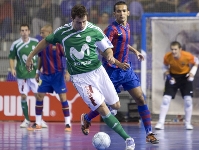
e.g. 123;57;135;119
71;5;88;19
20;23;30;30
170;41;182;48
113;1;127;12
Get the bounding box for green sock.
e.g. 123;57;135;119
102;113;130;140
21;100;29;121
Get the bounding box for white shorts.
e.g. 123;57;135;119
17;78;38;96
71;65;119;111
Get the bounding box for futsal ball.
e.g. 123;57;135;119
92;132;111;150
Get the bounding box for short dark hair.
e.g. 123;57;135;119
20;23;30;30
71;5;88;19
113;1;127;12
170;41;182;48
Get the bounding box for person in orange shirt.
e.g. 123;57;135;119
155;41;198;130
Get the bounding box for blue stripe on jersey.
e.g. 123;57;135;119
53;50;58;72
115;24;123;60
46;46;51;74
123;28;129;62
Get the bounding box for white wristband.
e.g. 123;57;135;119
36;69;40;74
190;65;198;76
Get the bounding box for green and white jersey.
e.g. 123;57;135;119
9;37;38;79
45;21;113;75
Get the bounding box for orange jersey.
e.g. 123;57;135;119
164;51;195;74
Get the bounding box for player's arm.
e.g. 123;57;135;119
64;70;70;82
9;44;17;77
101;49;130;70
35;56;42;83
186;56;199;81
9;59;16;77
26;39;48;71
128;44;144;61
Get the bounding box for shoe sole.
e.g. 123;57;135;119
65;129;72;132
146;138;159;144
27;128;42;131
155;128;164;130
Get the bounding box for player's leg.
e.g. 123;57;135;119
155;80;178;130
183;95;193;129
77;84;135;149
127;86;158;144
28;77;52;130
97;101;135;150
29;78;48;128
73;66;135;149
59;93;71;132
17;79;30;127
155;95;172;129
53;71;71;131
27;92;46;131
82;101;119;125
116;67;157;144
81;67;122;124
181;80;194;130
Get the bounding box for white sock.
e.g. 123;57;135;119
184;96;193;125
65;116;71;126
158;95;172;123
36;115;42;125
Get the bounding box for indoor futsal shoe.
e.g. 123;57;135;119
125;137;135;150
65;124;71;132
146;133;159;144
81;113;91;135
20;119;30;128
27;123;42;131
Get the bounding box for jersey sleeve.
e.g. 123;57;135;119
189;53;199;65
104;25;115;42
8;43;17;59
45;33;60;45
163;53;170;66
95;27;113;52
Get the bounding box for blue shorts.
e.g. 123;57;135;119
38;71;67;94
105;66;140;93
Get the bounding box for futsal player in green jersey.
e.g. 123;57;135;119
26;5;135;150
9;24;47;128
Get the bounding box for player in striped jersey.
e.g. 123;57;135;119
155;41;199;130
81;1;159;144
26;5;135;150
27;25;71;132
9;23;47;128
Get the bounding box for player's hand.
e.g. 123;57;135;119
64;71;70;82
26;57;33;72
107;56;115;64
136;52;144;61
117;62;130;70
186;73;194;81
169;77;176;85
11;69;16;77
35;73;40;83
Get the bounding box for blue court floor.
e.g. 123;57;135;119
0;122;199;150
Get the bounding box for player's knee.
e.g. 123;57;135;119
37;93;45;100
111;101;120;110
184;96;192;108
21;94;27;100
59;93;67;102
162;95;172;106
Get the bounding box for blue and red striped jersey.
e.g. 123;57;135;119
38;43;65;75
103;21;130;68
